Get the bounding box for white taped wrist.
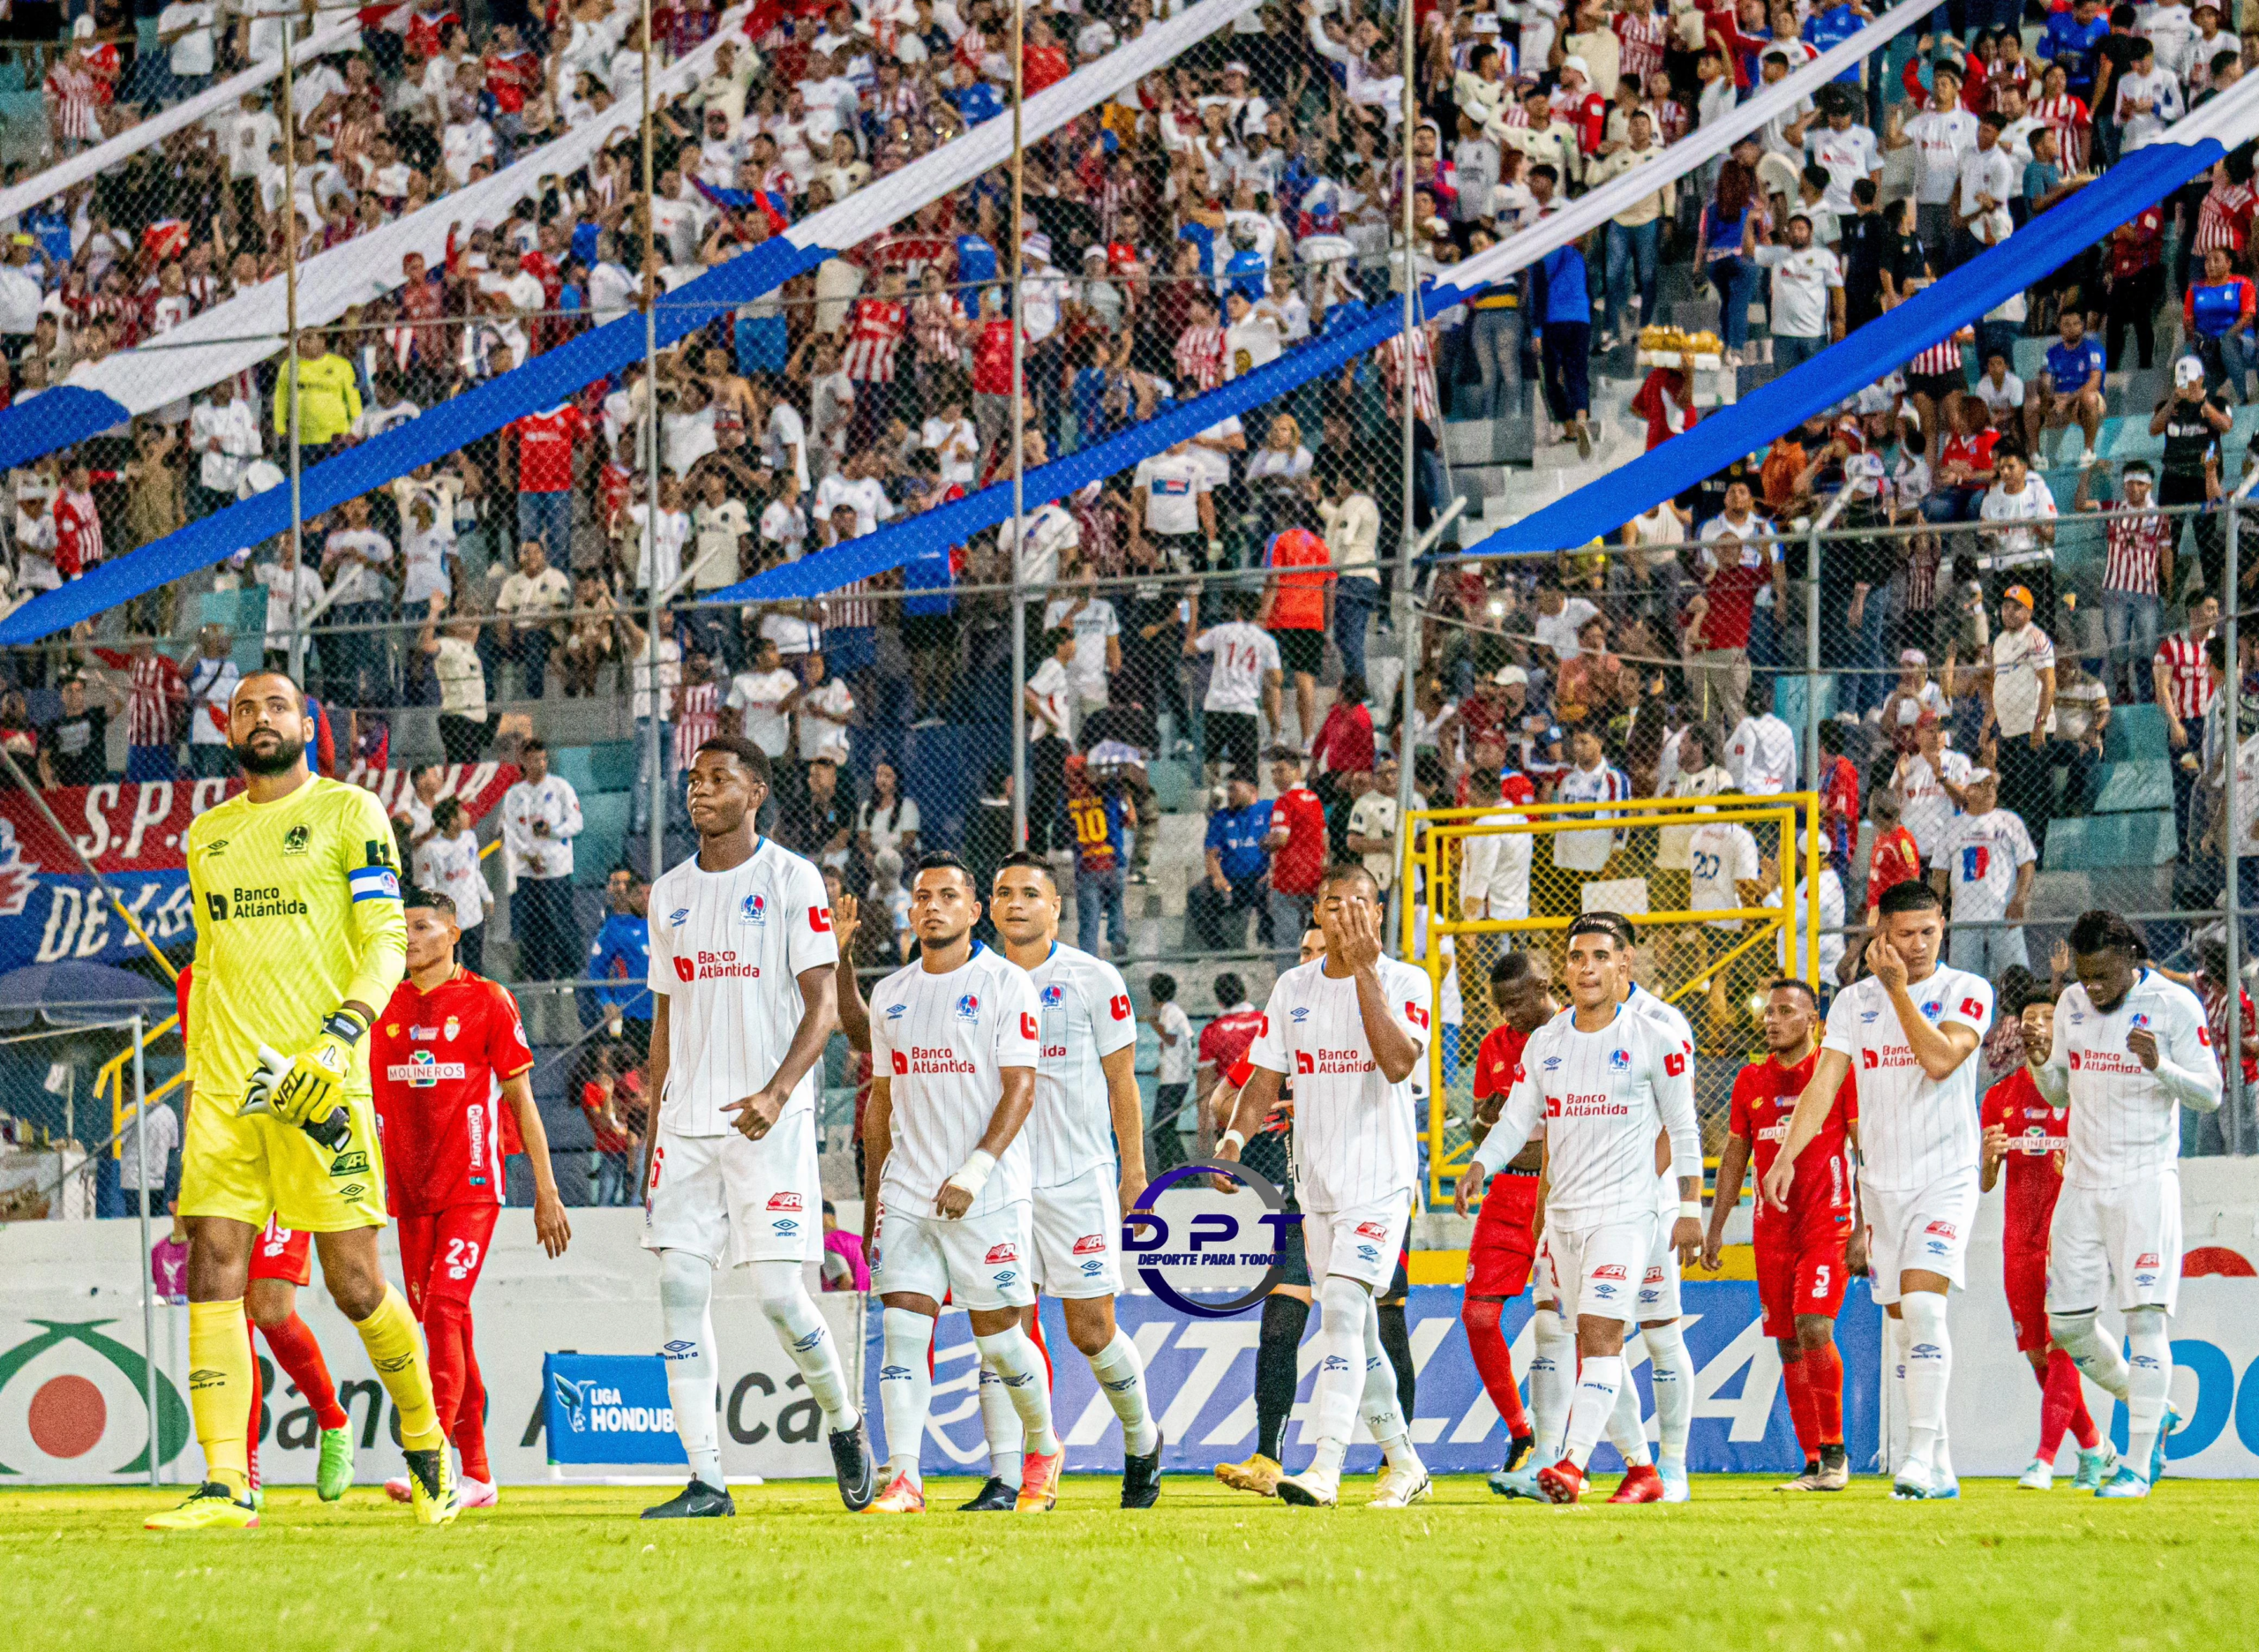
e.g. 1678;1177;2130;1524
1679;1200;1702;1221
943;1149;996;1199
1218;1130;1246;1155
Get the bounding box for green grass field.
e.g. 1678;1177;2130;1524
7;1477;2254;1651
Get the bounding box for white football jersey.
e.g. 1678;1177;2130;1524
1025;942;1138;1188
1688;822;1760;928
1489;1003;1699;1228
2033;970;2220;1190
1624;981;1700;1213
646;838;837;1137
1246;956;1431;1213
869;942;1042;1218
1821;965;1993;1189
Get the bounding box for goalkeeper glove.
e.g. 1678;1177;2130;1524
242;1010;364;1148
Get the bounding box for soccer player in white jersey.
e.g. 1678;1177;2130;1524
639;736;874;1517
1461;917;1702;1505
2028;911;2220;1498
1764;880;1993;1501
956;852;1165;1509
860;852;1062;1513
1215;862;1434;1509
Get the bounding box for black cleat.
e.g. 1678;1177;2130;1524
641;1478;736;1519
957;1476;1018;1511
830;1421;877;1513
1122;1430;1165;1509
1502;1431;1536;1476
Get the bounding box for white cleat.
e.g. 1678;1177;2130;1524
1890;1460;1932;1501
1367;1467;1433;1508
2017;1458;2054;1491
1658;1460;1691;1503
455;1476;498;1510
1274;1469;1341;1508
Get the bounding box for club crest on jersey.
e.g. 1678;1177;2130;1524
1921;1001;1942;1019
444;1016;460;1042
670;907;690;927
1042;984;1065;1008
985;1243;1018;1265
2129;1011;2150;1029
957;993;981;1022
768;1192;803;1212
1608;1049;1630;1071
1072;1233;1107;1256
282;823;311;856
741;892;768;925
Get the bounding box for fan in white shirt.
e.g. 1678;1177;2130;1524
964;856;1163;1506
1218;864;1433;1510
1459;918;1701;1506
860;855;1062;1514
1726;700;1799;794
638;739;870;1519
2026;913;2221;1497
1933;768;2037;976
1765;882;1993;1501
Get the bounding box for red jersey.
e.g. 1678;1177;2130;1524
406;7;462;60
1268;786;1328;897
971;317;1019;395
1866;823;1923;910
1265;527;1332;632
1198;1004;1267;1081
1472;1021;1529;1107
1692;538;1771;650
371;968;535;1215
1981;1067;2068;1258
511;405;588;493
483;47;539;113
1729;1048;1858;1224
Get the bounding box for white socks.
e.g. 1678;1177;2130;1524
1529;1306;1576;1461
1360;1290;1422;1475
978;1367;1024;1485
748;1259;859;1438
1645;1320;1692;1468
1900;1292;1952;1477
972;1326;1061;1457
1604;1340;1654;1468
1305;1274;1370;1483
1563;1354;1624;1470
1089;1327;1160;1458
657;1250;723;1488
878;1307;935;1487
2054;1305;2173;1477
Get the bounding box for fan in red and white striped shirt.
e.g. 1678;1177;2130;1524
2031;89;2091;172
87;646;187;751
1906;330;1970;379
2193;174;2255;257
2098;471;2175;597
1174;304;1227;393
44;60;105;147
841;291;909;384
1381;327;1441;426
1613;5;1669;86
2153;619;2216;724
672;675;722;771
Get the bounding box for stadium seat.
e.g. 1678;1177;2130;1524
2045;809;2176;870
2090;759;2173;813
197;588;269;672
2012;336;2051;381
1773;673;1835;730
574;791;631;883
589;740;640;792
547;745;599;796
2104;702;2167;762
2097;416;2165;463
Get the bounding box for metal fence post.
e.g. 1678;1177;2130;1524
2227;491;2244;1151
131;1014;159;1488
1805;495;1849;799
1389;0;1418;961
641;0;664;887
281;21;303;682
1009;0;1028;851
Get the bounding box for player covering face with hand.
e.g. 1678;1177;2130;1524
639;737;873;1519
1216;864;1434;1510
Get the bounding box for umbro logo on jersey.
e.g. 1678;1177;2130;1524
767;1192;803;1212
1542;1056;1561;1070
1860;1009;1880;1023
741;892;768;924
670;907;690;927
1042;984;1065;1008
985;1243;1018;1264
1291;1006;1310;1023
886;1002;906;1019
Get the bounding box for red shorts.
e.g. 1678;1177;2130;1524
1465;1171;1542;1297
396;1205;500;1318
248;1216;312;1287
1753;1209;1851;1339
2005;1245;2049;1353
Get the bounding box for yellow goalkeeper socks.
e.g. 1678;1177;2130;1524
354;1285;445;1453
185;1299;253;1498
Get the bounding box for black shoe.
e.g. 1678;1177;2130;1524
1820;1443;1849;1472
1122;1430;1165;1509
1502;1431;1536;1476
830;1422;877;1513
957;1476;1019;1512
641;1478;737;1519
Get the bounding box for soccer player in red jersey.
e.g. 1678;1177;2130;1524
371;884;571;1507
1981;994;2117;1491
1705;979;1861;1491
1460;951;1557;1487
175;964;356;1504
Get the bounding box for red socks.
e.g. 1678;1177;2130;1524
2038;1348;2100;1459
259;1311;348;1432
244;1322;264;1493
1461;1297;1531;1438
1807;1341;1845;1446
454;1309;492;1483
1779;1348;1820;1461
423;1296;471;1466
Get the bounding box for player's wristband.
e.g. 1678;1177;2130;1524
943;1149;996;1199
1679;1200;1703;1221
322;1009;367;1045
1218;1129;1246;1156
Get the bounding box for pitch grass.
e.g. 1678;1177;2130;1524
7;1477;2255;1651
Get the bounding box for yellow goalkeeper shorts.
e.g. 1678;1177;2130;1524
177;1088;388;1234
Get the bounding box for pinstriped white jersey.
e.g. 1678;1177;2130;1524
646;838;837;1137
869;943;1042;1219
1025;942;1138;1188
1625;982;1700;1212
1821;965;1993;1190
1247;957;1432;1213
2033;971;2220;1190
1491;1004;1700;1228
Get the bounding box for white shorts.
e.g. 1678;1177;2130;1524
641;1111;821;1269
1862;1165;1979;1305
1548;1213;1659;1327
2047;1172;2182;1317
1302;1195;1409;1294
1532;1242;1558;1310
873;1198;1036;1311
1031;1163;1122;1299
1638;1209;1683;1324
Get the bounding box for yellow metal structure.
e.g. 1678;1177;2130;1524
101;1015;185;1157
1401;792;1822;1207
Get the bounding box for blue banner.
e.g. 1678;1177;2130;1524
864;1280;1879;1477
542;1353;688;1467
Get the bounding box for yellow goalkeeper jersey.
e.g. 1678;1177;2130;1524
185;776;409;1104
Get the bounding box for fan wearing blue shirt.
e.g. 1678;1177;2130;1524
1187;775;1275;949
2038;0;2111;101
585;864;654;1049
2023;310;2109;466
1801;0;1866;85
948;64;1004;127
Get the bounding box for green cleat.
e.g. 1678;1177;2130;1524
315;1425;355;1503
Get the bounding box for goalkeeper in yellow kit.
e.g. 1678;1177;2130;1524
148;672;454;1530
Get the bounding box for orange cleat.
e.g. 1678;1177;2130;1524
1608;1464;1665;1504
866;1473;927;1513
1016;1449;1065;1513
1537;1459;1588;1505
